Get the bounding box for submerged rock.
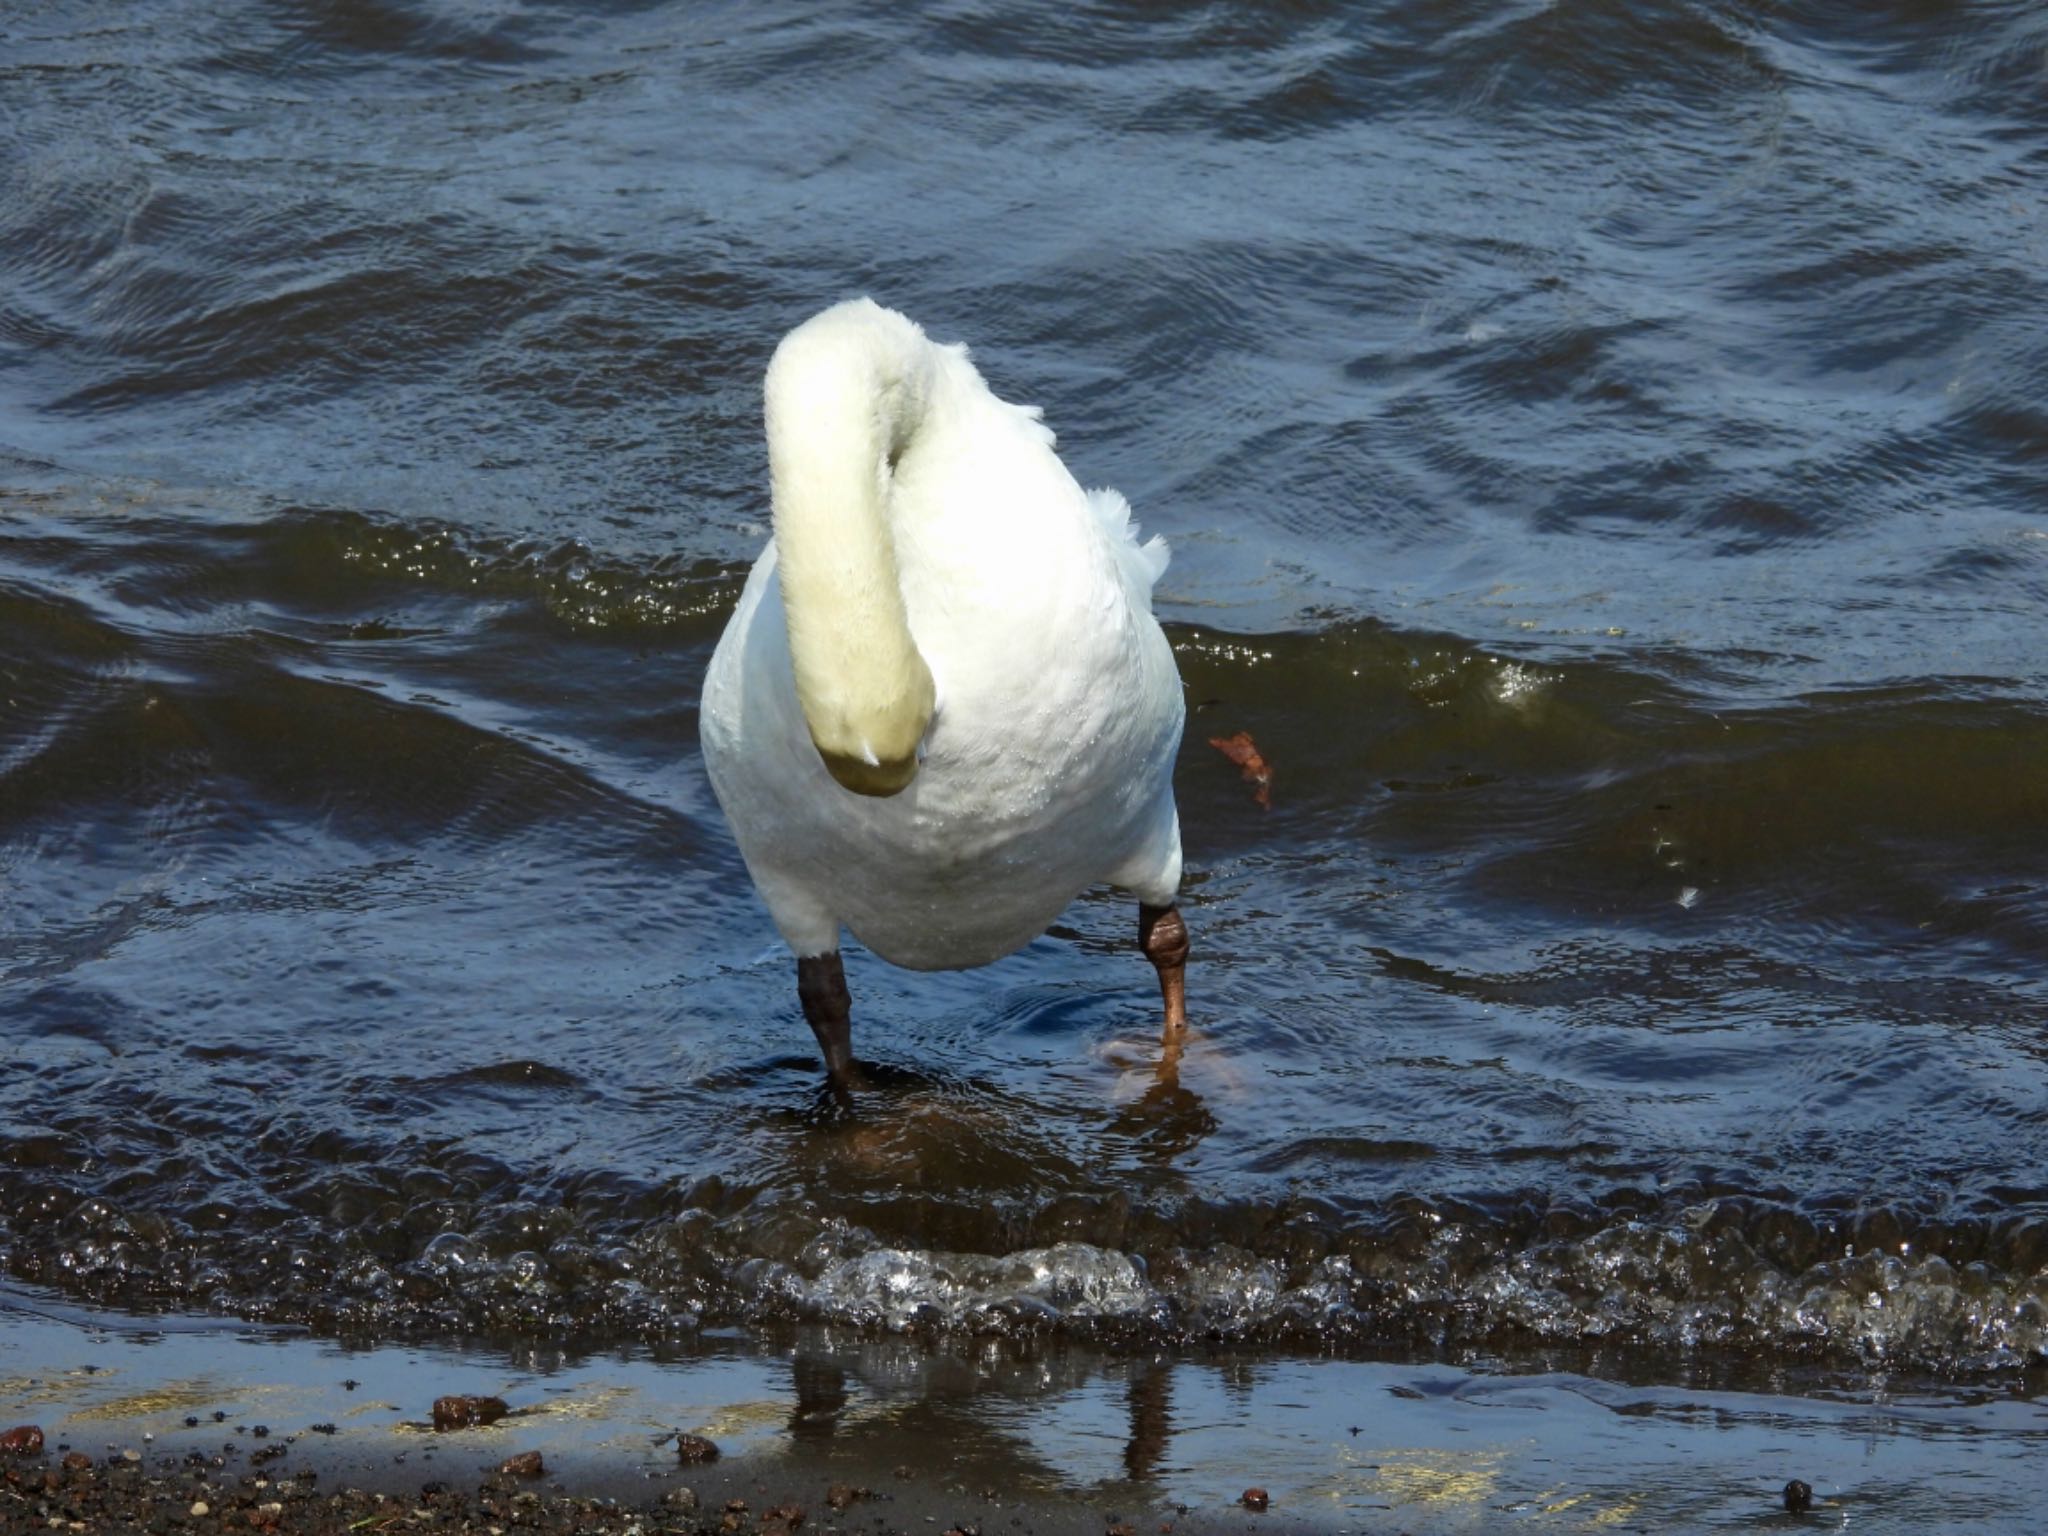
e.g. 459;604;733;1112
431;1394;510;1430
674;1432;721;1464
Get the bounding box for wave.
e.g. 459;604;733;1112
7;1141;2048;1375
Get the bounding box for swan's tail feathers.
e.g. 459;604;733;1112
1088;487;1171;590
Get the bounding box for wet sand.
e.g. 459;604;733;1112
0;1446;1283;1536
7;1285;2045;1533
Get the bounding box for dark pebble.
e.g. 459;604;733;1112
62;1452;91;1472
1784;1479;1814;1512
674;1432;721;1465
1241;1488;1270;1512
500;1450;545;1478
0;1425;43;1456
431;1394;511;1431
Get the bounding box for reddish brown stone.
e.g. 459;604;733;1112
499;1450;545;1478
1241;1488;1270;1512
674;1432;721;1465
430;1395;510;1431
0;1426;42;1456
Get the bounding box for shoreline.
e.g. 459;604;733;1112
0;1442;1270;1536
3;1287;2044;1532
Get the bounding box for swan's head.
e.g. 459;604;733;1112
800;654;935;798
818;743;917;797
764;297;940;799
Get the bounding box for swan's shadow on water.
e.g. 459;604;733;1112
710;1017;1221;1207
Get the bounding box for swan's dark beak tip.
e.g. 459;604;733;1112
819;748;919;797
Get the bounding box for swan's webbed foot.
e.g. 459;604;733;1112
1138;902;1188;1038
797;950;860;1087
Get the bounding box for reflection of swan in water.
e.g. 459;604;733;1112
1101;1028;1223;1161
701;299;1189;1085
783;1339;1176;1487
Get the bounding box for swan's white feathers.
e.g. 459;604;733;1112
1087;486;1172;593
701;299;1186;970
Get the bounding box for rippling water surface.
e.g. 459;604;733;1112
3;0;2046;1401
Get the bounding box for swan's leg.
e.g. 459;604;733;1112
1138;903;1188;1036
796;951;856;1082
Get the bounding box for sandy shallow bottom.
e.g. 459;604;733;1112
4;1285;2046;1534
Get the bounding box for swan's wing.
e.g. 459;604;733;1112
1085;486;1170;595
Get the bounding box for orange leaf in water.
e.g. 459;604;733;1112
1208;730;1272;808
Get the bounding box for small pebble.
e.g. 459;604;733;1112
190;1501;210;1518
1241;1488;1270;1512
1784;1479;1814;1513
62;1452;91;1472
499;1450;545;1478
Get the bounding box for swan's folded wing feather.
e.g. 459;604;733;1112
1086;486;1170;592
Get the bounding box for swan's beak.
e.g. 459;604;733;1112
817;745;919;797
795;652;935;797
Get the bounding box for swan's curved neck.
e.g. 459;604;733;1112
765;299;938;797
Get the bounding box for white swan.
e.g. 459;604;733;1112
700;299;1188;1083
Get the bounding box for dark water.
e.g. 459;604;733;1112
3;0;2046;1391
